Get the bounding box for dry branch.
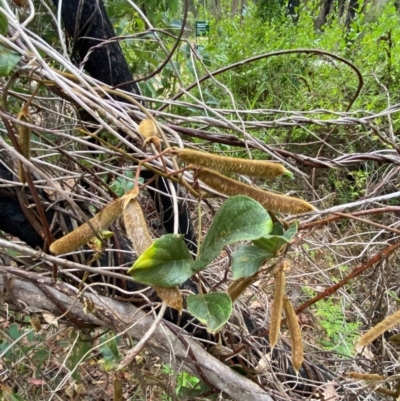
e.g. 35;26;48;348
0;266;273;401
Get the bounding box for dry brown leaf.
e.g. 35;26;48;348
74;383;86;395
254;354;271;374
320;381;339;401
42;311;58;327
209;344;233;358
153;286;183;314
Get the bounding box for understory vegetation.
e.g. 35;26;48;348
1;0;400;400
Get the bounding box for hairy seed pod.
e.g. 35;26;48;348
348;372;383;382
283;296;303;373
197;168;315;214
50;198;123;255
138;119;158;139
17;113;31;184
358;309;400;347
123;193;152;256
227;276;256;302
269;265;286;348
174;148;293;179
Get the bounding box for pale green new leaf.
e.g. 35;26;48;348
127;234;194;288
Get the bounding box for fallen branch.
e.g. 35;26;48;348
0;266;273;401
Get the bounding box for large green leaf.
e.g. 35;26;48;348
127;234;194;288
253;222;298;256
193;196;272;271
231;245;273;279
0;44;21;76
187;293;232;334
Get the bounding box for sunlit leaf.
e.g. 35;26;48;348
128;234;194;287
194;196;272;271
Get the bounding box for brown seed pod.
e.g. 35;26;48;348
197;168;316;214
348;372;383;382
174;148;293;179
227;276;256;302
30;315;41;332
17;112;31;184
358;309;400;347
49;198;124;255
283;296;303;373
138;119;158;139
269;265;286;348
123;193;152;256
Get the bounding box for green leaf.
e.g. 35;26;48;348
127;234;194;287
253;222;298;256
0;10;8;35
32;348;49;379
231;245;273;279
8;323;21;340
194;196;272;271
99;335;121;362
187;293;232;334
66;332;92;381
0;44;21;76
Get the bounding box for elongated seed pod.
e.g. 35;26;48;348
358;309;400;347
50;198;123;255
227;276;256;302
283;296;303;373
197;168;315;214
348;372;383;382
269;266;286;348
123;194;153;256
174;148;293;179
17;114;31;184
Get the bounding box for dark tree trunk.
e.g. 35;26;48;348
345;0;359;30
51;0;140;95
287;0;300;22
314;0;334;30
